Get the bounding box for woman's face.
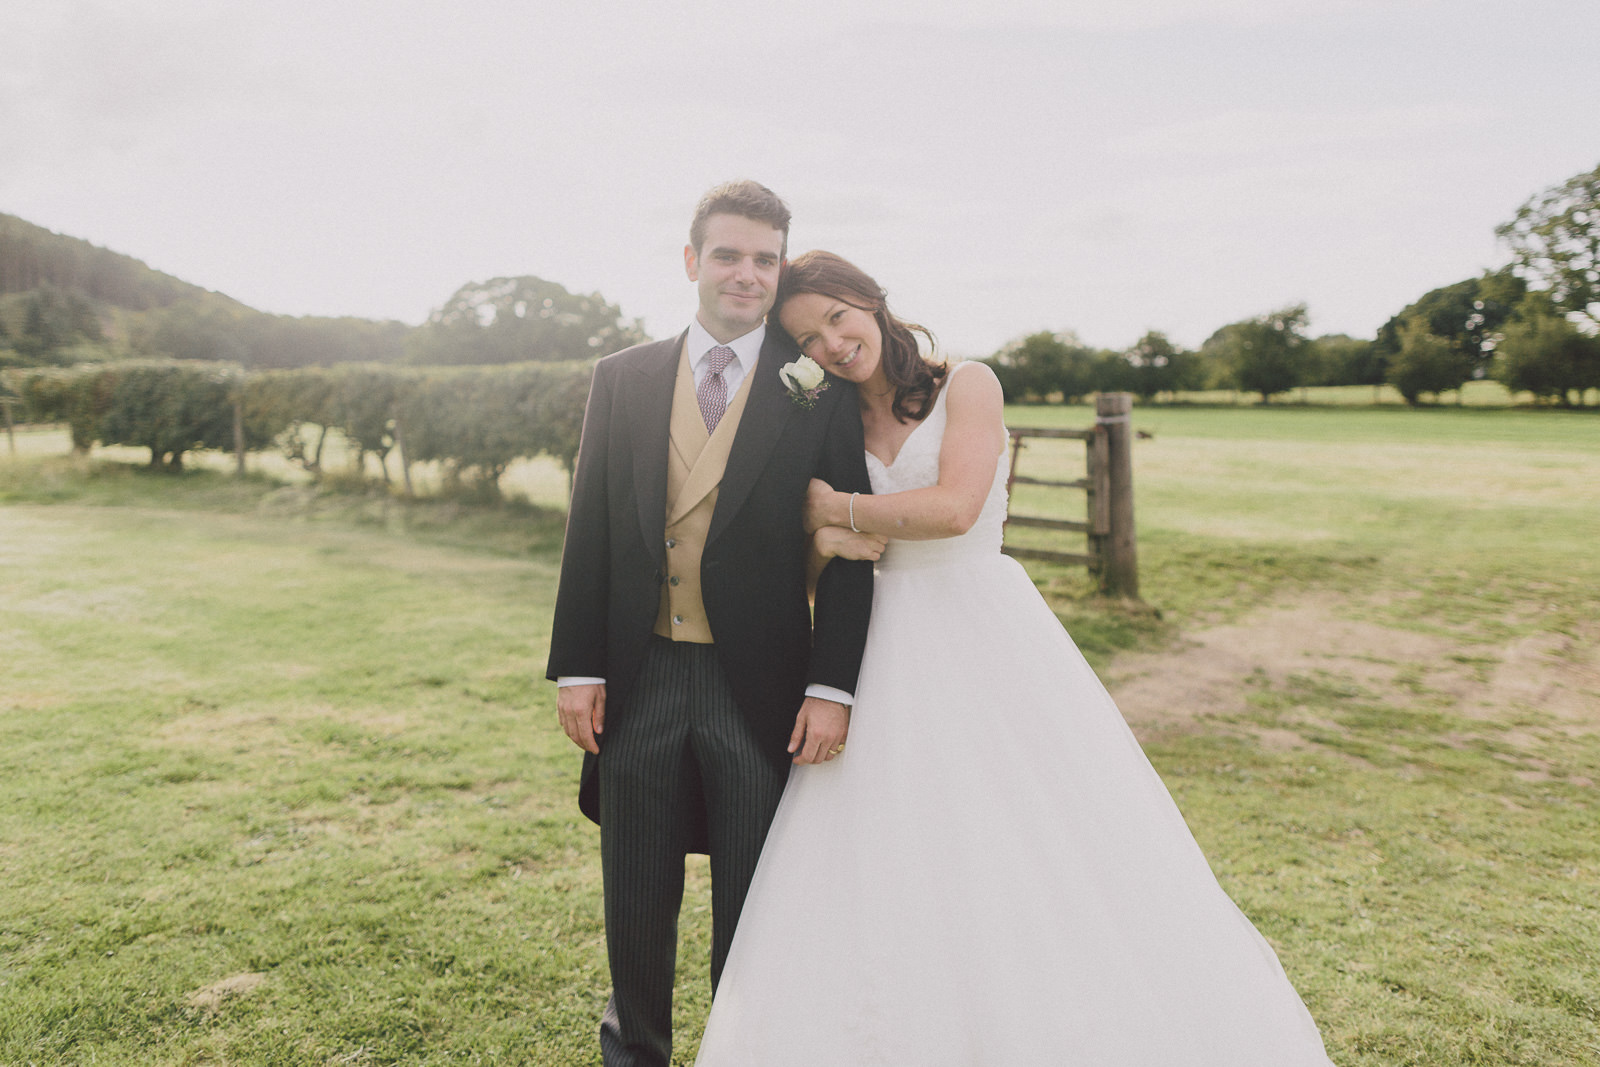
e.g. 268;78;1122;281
779;292;884;384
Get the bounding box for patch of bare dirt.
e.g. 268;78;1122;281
1469;628;1600;732
1104;594;1600;741
186;971;267;1009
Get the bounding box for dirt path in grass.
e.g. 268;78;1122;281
1103;593;1600;748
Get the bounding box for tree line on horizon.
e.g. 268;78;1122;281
988;162;1600;409
2;162;1598;408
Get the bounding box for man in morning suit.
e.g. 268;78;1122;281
546;180;875;1067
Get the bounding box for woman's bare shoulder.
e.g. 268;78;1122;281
943;359;1003;406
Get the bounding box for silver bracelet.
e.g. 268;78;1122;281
848;492;861;533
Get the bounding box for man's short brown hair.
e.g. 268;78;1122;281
689;180;791;257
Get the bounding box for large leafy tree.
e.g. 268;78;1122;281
985;330;1098;402
1373;270;1527;396
405;276;647;366
1119;330;1205;400
1202;304;1310;403
1497;162;1600;329
1388;318;1466;404
1495;293;1600;406
95;362;241;469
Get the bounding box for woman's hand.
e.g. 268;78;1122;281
815;525;887;562
804;477;842;534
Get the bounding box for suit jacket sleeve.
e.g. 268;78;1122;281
805;384;875;695
546;359;614;681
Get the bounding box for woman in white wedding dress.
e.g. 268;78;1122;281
694;251;1337;1066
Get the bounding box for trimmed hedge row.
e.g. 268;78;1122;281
3;360;594;491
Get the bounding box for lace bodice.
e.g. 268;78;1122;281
863;363;1010;569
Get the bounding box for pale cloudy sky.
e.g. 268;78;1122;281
3;0;1596;356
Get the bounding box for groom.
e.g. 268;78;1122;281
546;180;874;1067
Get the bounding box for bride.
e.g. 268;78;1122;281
694;251;1337;1065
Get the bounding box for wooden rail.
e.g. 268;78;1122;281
1002;392;1139;598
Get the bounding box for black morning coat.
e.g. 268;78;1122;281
545;328;875;847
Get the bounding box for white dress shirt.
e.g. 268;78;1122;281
687;317;762;398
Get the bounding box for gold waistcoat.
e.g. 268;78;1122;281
653;342;754;643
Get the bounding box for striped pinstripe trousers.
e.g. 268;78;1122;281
597;635;790;1067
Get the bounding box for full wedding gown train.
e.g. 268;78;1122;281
695;363;1336;1065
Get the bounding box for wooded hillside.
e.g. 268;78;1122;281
0;213;646;371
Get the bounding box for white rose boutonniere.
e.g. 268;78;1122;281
780;355;830;410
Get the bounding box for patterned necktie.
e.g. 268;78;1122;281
698;345;735;434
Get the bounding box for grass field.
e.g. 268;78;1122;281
1;400;1597;1065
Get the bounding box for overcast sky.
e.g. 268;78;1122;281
3;0;1597;357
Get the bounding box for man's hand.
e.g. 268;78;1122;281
788;696;850;765
557;683;606;754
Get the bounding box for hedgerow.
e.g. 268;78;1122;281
2;359;595;491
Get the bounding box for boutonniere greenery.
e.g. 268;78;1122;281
780;355;830;410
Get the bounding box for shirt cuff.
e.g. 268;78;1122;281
805;683;854;707
557;676;606;687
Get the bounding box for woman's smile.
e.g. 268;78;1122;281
779;292;883;385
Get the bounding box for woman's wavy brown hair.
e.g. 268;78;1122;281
774;250;946;423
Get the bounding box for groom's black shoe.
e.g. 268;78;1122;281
600;994;668;1067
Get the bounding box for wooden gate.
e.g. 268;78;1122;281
1002;392;1139;598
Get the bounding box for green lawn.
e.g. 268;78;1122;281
1;402;1597;1065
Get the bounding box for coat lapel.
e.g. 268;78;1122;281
627;332;685;568
708;330;797;547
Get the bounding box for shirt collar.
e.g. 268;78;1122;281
687;319;765;373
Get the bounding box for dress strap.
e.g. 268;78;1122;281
930;360;973;413
942;360;977;391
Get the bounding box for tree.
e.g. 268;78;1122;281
404;276;647;366
1495;294;1600;406
1497;162;1600;330
1310;334;1367;384
1119;331;1204;401
1201;304;1310;403
1373;271;1526;398
131;299;249;363
240;313;409;368
330;367;403;481
10;284;105;364
96;363;240;469
985;331;1097;402
1312;333;1383;395
1387;318;1464;404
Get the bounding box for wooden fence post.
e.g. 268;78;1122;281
392;412;415;498
232;396;247;476
1095;392;1139;599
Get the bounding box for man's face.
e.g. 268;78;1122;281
684;213;785;343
